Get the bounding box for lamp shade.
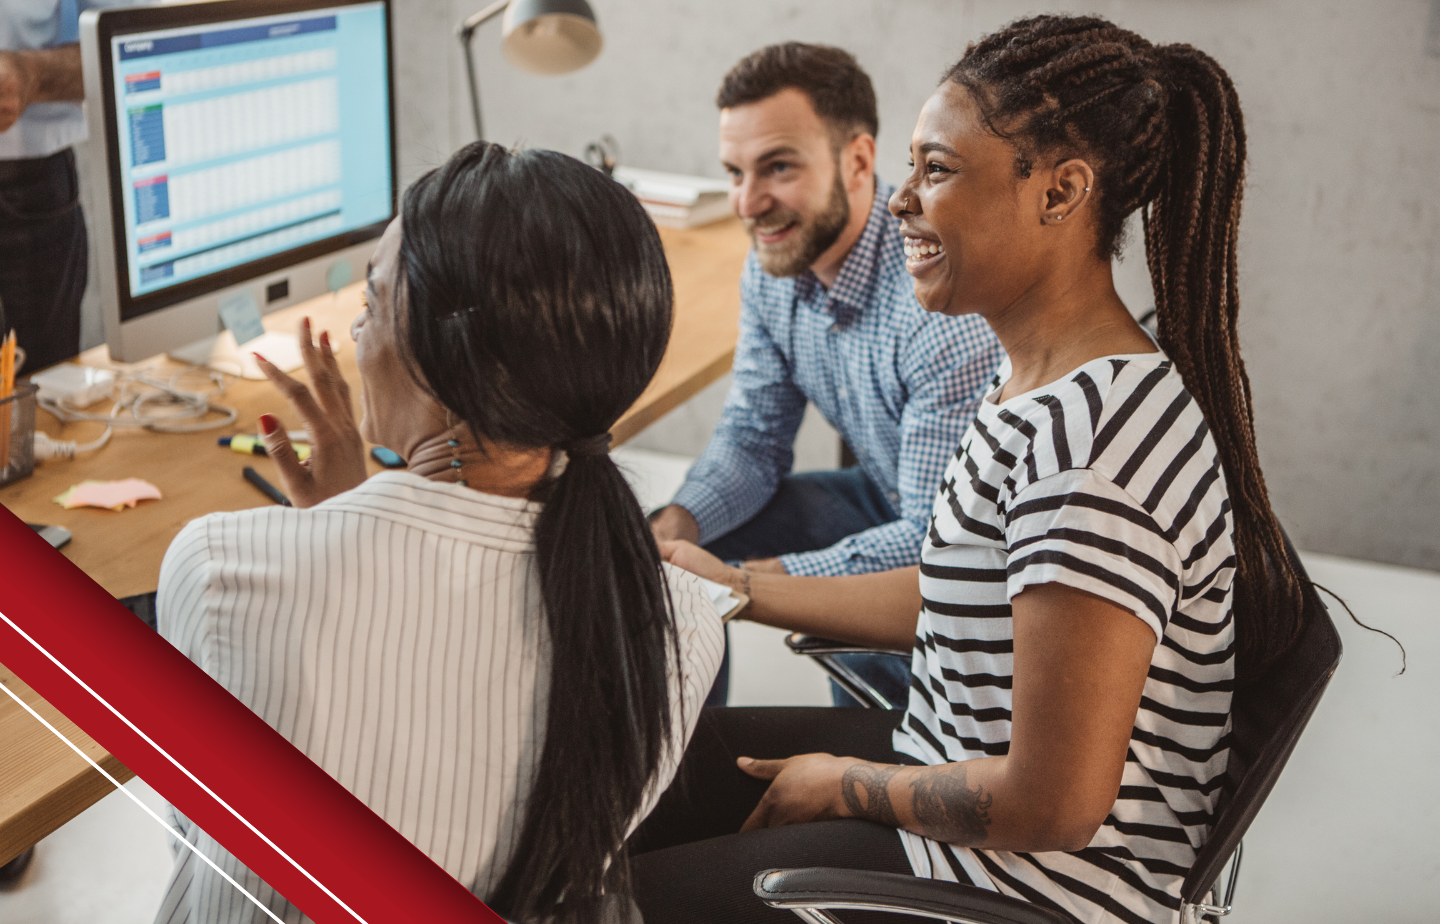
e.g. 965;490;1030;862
501;0;602;75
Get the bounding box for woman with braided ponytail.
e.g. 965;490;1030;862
634;14;1299;923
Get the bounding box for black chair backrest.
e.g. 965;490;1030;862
1180;534;1342;902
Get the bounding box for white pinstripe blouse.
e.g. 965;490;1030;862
152;471;724;923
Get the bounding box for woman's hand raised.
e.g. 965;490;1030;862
254;317;368;508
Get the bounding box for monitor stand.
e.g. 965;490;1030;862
168;330;305;380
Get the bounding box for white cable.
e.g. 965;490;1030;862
34;428;112;461
37;362;238;438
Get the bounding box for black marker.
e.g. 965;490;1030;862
243;466;292;507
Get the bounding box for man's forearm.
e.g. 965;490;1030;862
777;514;930;578
12;45;84;104
0;45;83;132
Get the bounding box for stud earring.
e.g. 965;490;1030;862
1084;187;1092;192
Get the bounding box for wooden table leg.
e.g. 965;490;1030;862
0;661;133;866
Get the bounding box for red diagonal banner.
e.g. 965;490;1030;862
0;507;504;923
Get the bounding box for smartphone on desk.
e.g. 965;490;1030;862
27;523;71;550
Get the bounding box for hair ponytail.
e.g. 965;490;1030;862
949;16;1306;677
397;143;679;922
1140;45;1305;677
490;446;678;921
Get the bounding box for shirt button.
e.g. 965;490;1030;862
889;491;900;504
838;386;849;400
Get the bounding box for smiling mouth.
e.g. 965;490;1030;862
904;236;945;267
753;221;798;245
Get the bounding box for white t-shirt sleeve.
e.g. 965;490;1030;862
1004;468;1182;641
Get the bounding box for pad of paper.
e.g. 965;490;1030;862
697;576;744;621
55;478;163;511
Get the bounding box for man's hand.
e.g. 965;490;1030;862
737;753;859;832
743;557;787;575
650;504;700;544
0;51;34;134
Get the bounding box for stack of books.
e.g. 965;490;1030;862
613;166;732;229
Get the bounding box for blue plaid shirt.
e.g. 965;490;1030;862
671;184;1004;575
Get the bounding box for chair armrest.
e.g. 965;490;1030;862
753;867;1075;924
784;633;908;658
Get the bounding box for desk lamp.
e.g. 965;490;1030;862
457;0;602;140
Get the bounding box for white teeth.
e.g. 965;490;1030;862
904;238;944;259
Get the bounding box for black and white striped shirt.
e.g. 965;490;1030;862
894;353;1236;924
153;471;724;923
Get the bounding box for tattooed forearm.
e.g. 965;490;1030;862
840;763;903;826
908;764;993;845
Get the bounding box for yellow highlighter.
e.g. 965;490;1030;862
220;434;311;462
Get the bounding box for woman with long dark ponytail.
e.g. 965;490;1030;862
152;143;722;924
631;15;1302;924
398;143;701;923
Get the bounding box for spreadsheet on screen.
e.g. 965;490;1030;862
109;3;391;300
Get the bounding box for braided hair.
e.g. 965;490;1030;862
948;15;1302;677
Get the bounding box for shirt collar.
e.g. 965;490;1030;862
796;181;897;317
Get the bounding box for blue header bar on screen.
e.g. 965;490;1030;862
118;16;337;60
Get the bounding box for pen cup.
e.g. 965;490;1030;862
0;381;39;488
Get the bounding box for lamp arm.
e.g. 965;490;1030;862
456;0;510;141
458;0;509;37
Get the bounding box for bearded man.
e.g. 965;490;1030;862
651;43;1004;707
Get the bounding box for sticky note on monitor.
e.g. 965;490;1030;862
218;291;266;346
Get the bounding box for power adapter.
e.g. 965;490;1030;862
30;364;116;409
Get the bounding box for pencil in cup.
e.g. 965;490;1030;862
0;332;14;475
0;382;39;487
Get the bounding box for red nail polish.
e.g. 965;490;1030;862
252;352;268;364
258;414;279;436
320;330;330;348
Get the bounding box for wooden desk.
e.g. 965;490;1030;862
0;218;750;866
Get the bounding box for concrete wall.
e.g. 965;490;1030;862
81;0;1439;569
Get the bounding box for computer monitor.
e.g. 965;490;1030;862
80;0;395;365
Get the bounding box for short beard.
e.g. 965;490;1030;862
746;169;851;278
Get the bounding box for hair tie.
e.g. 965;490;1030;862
564;433;612;457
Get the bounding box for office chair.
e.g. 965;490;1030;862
761;534;1342;924
785;635;911;710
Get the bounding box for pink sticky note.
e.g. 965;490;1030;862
63;478;163;510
